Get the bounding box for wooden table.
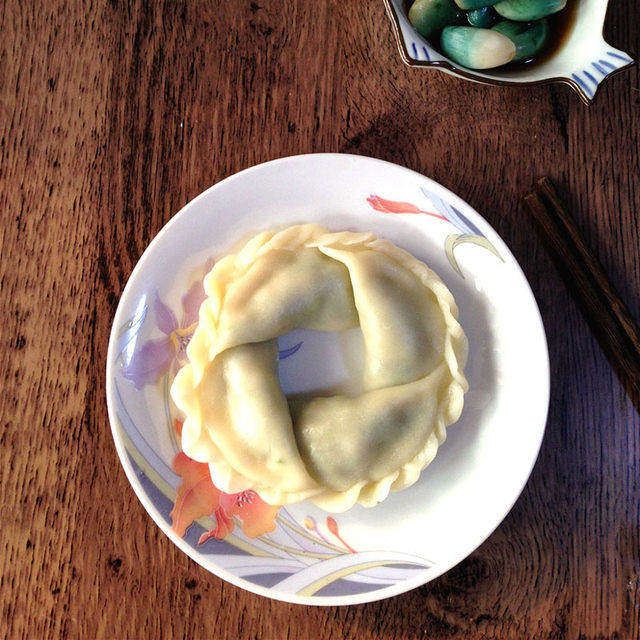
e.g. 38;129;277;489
2;1;638;638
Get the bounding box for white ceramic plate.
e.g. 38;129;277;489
106;153;549;605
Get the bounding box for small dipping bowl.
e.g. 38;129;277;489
384;0;634;104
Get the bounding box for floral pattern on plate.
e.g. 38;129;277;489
106;153;550;606
112;278;433;599
367;190;504;277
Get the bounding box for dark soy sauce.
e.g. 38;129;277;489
402;0;579;70
509;0;579;69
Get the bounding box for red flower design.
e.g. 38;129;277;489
171;421;280;544
367;194;445;220
220;490;279;539
170;453;222;537
326;516;356;553
197;507;235;544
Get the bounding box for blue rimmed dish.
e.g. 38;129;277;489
385;0;634;104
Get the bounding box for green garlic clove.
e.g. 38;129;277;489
492;19;549;62
441;26;516;69
493;0;566;22
454;0;499;9
408;0;465;38
467;7;496;28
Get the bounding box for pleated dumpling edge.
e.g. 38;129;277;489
170;224;468;513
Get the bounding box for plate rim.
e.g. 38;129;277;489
105;152;550;606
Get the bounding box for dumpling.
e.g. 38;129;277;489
290;364;450;491
319;242;448;389
171;224;468;512
187;227;359;385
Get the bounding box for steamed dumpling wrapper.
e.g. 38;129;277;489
171;224;468;512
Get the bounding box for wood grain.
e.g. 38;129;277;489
524;177;640;411
1;1;638;638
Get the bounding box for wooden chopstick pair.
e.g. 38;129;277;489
523;177;640;412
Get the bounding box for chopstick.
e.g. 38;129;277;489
523;177;640;411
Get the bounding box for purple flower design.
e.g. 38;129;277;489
122;279;207;390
